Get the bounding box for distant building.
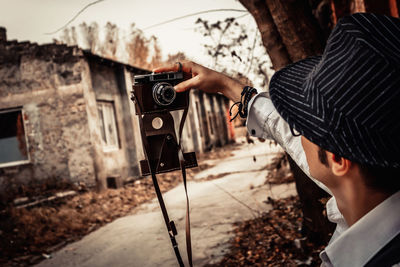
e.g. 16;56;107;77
0;27;234;202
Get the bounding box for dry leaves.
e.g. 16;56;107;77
206;196;325;267
265;152;295;184
0;143;239;266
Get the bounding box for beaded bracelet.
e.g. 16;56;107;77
229;86;258;122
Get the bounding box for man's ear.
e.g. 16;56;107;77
327;152;352;176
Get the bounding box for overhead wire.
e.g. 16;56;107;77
45;0;107;35
142;9;248;30
45;2;248;36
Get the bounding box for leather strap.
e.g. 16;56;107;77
137;105;192;267
138;114;185;267
176;106;193;267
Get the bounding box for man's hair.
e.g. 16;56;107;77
318;147;400;194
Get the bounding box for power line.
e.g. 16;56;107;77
45;3;248;36
143;9;248;30
45;0;106;35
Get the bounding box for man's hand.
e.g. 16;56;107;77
153;61;245;102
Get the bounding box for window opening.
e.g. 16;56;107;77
0;109;29;166
97;101;119;150
107;177;117;189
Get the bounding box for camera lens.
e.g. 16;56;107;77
152;82;176;106
163;88;174;101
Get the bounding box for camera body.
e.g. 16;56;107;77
131;71;197;176
132;71;189;115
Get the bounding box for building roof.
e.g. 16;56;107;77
83;50;149;74
0;26;150;74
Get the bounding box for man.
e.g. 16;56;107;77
154;13;400;266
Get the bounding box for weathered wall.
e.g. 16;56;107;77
0;42;97;200
187;90;203;153
185;91;231;152
197;92;211;150
88;60;142;185
120;67;142;180
0;31;233;200
124;69;145;178
203;93;219;149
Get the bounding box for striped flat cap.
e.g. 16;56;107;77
269;13;400;168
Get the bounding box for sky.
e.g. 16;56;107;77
0;0;256;64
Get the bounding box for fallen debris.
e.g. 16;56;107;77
265;152;294;184
0;143;239;267
205;196;325;267
15;191;77;209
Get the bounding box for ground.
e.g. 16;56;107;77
1;139;324;266
206;196;325;267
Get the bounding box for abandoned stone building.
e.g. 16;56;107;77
0;27;233;201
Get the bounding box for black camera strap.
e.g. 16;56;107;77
137;106;192;267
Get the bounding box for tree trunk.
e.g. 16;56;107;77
351;0;366;12
332;0;399;21
265;0;325;61
239;0;291;70
240;0;400;248
240;0;335;246
365;0;399;16
398;0;400;16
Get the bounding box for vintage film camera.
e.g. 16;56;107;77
131;70;197;266
131;71;197;176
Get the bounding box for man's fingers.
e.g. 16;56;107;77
153;63;179;73
174;75;200;92
153;61;202;92
153;61;194;73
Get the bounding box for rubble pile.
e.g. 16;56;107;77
206;196;325;267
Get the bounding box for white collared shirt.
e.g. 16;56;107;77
321;191;400;266
246;92;400;266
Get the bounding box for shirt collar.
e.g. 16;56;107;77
322;191;400;267
325;196;348;245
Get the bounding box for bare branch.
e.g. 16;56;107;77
245;30;258;76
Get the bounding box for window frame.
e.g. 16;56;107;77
97;100;120;152
0;107;30;168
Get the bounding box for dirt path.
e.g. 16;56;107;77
36;141;296;267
